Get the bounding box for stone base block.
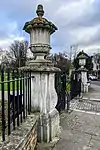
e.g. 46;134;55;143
37;109;60;143
49;109;60;141
83;84;88;93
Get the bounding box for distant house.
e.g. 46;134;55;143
0;50;12;66
0;50;6;64
92;54;100;78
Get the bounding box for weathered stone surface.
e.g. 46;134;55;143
29;72;59;113
0;114;39;150
49;109;60;141
37;109;60;143
20;65;60;73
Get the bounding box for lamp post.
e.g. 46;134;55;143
79;55;86;68
78;51;88;93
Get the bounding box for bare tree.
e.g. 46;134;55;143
63;44;79;76
92;51;100;78
70;44;79;61
9;40;29;68
47;52;70;74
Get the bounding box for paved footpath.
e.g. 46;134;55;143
70;84;100;113
53;84;100;150
53;111;100;150
83;84;100;100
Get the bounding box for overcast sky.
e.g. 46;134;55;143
0;0;100;55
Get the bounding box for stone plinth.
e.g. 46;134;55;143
37;109;60;142
78;67;88;93
20;64;61;142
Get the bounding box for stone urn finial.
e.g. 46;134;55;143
36;4;44;17
23;4;58;65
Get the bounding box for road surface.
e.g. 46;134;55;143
0;91;21;100
91;80;100;86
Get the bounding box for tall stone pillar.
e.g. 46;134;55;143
78;68;88;92
77;52;88;93
22;4;60;142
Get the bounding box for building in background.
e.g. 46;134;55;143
0;49;13;70
92;53;100;79
0;50;11;63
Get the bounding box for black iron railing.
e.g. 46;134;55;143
70;71;81;100
0;69;32;141
55;71;81;112
55;72;66;112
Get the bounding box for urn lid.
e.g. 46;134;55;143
23;4;57;34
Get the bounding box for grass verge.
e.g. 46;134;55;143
66;82;70;93
0;74;21;91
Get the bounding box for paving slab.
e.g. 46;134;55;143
83;84;100;100
37;83;100;150
70;83;100;113
52;111;100;150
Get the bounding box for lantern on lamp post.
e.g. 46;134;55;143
78;51;87;68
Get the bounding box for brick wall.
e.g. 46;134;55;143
20;126;37;150
0;115;38;150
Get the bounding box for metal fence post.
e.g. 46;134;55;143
1;70;5;141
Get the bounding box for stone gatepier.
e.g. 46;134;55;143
22;4;61;142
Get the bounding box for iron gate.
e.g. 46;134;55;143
55;71;81;112
70;71;81;100
55;72;66;112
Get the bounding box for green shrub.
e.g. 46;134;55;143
66;82;70;93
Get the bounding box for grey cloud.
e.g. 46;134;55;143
0;0;100;52
79;26;100;47
58;1;100;30
53;1;100;49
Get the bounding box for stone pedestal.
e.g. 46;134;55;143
22;65;61;142
84;84;88;92
81;69;88;93
37;109;60;142
31;72;58;113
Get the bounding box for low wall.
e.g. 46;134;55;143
0;114;38;150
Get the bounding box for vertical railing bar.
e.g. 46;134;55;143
16;69;19;126
7;69;10;135
12;70;15;130
1;70;5;141
29;71;31;113
25;72;28;117
22;71;25;120
28;73;30;115
20;71;22;123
